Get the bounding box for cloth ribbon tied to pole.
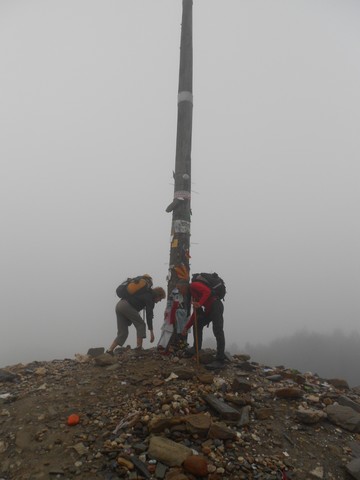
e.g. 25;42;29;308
174;264;189;281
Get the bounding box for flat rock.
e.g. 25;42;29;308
203;394;241;422
197;373;214;384
326;378;350;390
130;455;151;479
87;347;105;357
172;367;194;380
148;436;192;467
346;458;360;480
349;441;360;458
296;407;327;424
154;462;168;479
208;422;237;440
266;374;283;382
326;404;360;432
275;387;303;399
149;416;183;433
232;377;252;393
185;413;211;434
94;353;117;366
338;395;360;414
234;361;257;372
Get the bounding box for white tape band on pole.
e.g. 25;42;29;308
174;190;191;199
178;91;193;104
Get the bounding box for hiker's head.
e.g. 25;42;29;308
152;287;166;303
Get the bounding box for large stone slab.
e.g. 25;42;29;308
349;441;360;458
338;396;360;414
296;407;327;425
87;347;105;357
346;458;360;480
149;416;183;433
208;422;237;440
185;413;211;434
130;455;151;479
148;436;192;467
203;394;241;422
326;405;360;432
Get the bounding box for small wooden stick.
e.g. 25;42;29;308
193;306;200;367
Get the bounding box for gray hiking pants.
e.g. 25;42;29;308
115;299;146;346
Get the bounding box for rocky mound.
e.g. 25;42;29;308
1;347;360;480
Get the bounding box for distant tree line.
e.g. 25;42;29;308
203;329;360;387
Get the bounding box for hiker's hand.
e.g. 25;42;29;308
192;301;200;309
150;331;155;343
181;327;188;337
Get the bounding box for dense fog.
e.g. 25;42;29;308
1;1;359;369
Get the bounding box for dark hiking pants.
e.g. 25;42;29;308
193;299;225;361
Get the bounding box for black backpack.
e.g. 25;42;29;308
191;272;226;300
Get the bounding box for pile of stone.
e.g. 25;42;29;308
1;347;360;480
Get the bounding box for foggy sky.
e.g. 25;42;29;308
1;0;359;367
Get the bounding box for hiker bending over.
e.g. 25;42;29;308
107;286;166;354
182;281;226;367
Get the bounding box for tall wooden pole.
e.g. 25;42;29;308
166;0;193;316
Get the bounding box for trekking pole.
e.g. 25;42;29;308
193;306;200;367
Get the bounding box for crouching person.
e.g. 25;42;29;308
107;286;166;354
182;280;226;368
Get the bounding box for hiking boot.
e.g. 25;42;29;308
205;360;225;371
216;356;227;363
133;347;144;355
113;347;125;355
106;350;114;356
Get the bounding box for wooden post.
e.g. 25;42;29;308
193;307;200;366
166;0;193;332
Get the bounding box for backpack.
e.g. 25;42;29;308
191;272;226;300
116;274;153;299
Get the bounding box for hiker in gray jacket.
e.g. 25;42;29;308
107;286;166;354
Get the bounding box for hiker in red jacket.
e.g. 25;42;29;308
182;281;226;368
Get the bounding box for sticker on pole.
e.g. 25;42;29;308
173;220;191;233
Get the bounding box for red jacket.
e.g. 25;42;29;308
184;282;216;330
